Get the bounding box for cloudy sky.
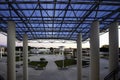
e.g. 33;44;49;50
0;28;120;48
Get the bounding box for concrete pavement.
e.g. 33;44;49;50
0;54;111;80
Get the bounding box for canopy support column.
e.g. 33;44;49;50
109;22;119;72
77;33;82;80
7;21;16;80
23;34;28;80
90;20;100;80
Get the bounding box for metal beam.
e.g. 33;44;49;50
0;19;116;22
0;1;120;5
1;16;118;19
0;9;115;12
9;4;34;37
0;0;120;41
67;3;99;39
0;14;23;39
38;2;47;38
101;8;120;22
52;0;56;38
58;0;71;37
15;3;37;38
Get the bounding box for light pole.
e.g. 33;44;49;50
59;46;65;68
0;48;2;59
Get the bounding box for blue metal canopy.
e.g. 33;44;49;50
0;0;120;41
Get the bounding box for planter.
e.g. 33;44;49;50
29;61;48;70
55;59;90;69
55;59;76;69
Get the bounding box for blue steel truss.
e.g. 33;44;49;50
0;0;120;41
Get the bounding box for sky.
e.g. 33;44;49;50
0;28;119;48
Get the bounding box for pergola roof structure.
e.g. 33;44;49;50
0;0;120;41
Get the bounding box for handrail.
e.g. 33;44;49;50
0;75;4;80
104;66;120;80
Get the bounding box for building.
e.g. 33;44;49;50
30;48;50;54
0;46;6;58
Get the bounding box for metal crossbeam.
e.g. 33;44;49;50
0;1;120;5
57;0;71;37
0;9;115;12
0;0;119;41
67;3;99;39
16;3;38;38
8;4;35;40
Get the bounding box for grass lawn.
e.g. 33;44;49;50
29;61;48;68
55;59;76;68
55;59;89;68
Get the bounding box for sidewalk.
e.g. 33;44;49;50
0;54;110;80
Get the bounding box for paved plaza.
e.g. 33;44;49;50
0;54;115;80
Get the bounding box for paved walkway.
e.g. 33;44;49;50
29;54;71;80
1;54;119;80
36;60;66;80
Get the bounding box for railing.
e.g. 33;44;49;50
104;67;120;80
0;75;4;80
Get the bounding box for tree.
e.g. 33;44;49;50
50;47;54;54
101;45;109;48
100;45;109;52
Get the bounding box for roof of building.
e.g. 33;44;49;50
0;0;120;41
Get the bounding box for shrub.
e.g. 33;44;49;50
29;61;48;68
55;60;63;68
55;59;89;68
16;56;20;61
40;58;46;62
55;59;76;68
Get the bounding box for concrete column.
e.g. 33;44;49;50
7;21;16;80
90;20;100;80
109;22;119;72
77;33;82;80
23;34;28;80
